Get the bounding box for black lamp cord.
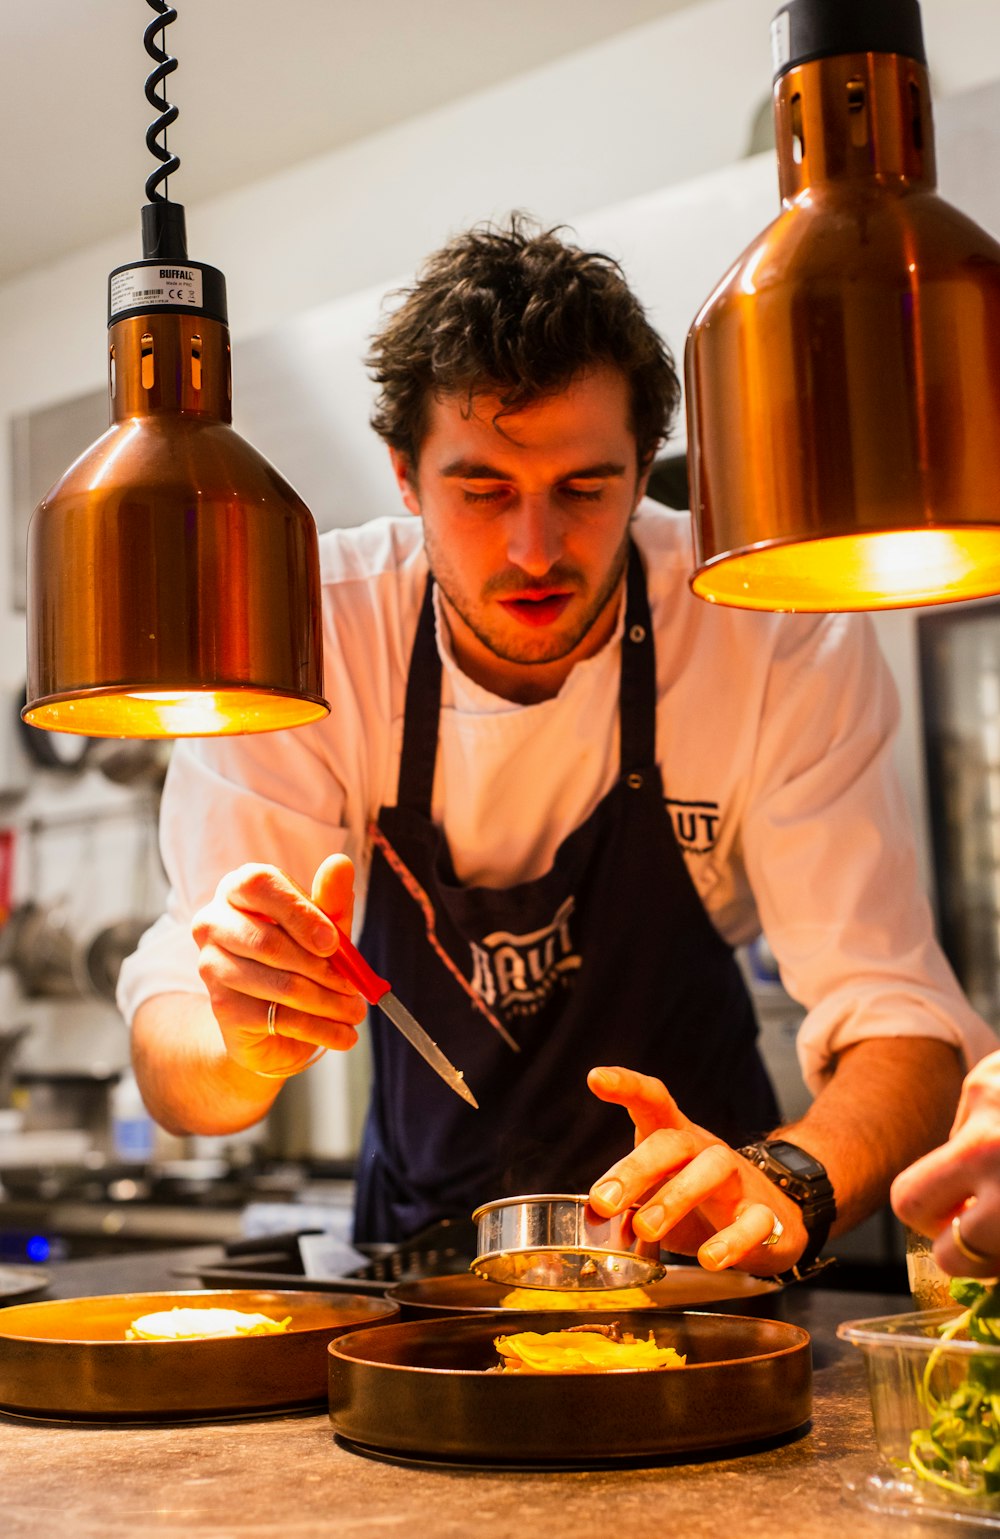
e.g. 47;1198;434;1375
141;1;188;263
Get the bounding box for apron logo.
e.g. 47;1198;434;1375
469;896;581;1018
665;798;720;854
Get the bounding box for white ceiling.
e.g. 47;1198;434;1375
0;0;702;283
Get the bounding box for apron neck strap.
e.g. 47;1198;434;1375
619;539;657;775
395;576;441;813
396;539;657;814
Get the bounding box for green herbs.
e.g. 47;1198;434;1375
909;1277;1000;1496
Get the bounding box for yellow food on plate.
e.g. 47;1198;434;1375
493;1326;685;1374
499;1286;655;1310
125;1307;292;1341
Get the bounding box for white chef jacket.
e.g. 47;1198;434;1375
117;501;998;1093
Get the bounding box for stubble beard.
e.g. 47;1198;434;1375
424;527;632;668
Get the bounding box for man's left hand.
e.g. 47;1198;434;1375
586;1066;807;1275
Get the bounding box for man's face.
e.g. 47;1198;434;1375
390;365;648;701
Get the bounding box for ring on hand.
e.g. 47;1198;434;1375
761;1215;784;1248
952;1210;994;1268
266;1001;279;1037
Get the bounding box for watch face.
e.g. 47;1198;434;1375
768;1141;822;1177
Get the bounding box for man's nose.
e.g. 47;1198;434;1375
506;496;563;575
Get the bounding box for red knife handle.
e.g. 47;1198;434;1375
331;923;391;1006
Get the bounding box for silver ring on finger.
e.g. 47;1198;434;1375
952;1210;994;1267
761;1215;784;1248
267;1000;279;1037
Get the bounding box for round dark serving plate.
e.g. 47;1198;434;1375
0;1287;399;1422
328;1307;812;1466
333;1420;810;1472
388;1266;782;1319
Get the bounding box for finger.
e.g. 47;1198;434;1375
627;1143;736;1242
311;853;356;932
255;997;360;1052
220;863;339;955
890;1141;988;1235
590;1126;701;1215
587;1066;687;1142
697;1202;783;1272
936;1201;1000;1278
214;992;359;1077
195;917;364;1001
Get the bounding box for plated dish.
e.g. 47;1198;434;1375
0;1287;398;1422
328;1307;812;1465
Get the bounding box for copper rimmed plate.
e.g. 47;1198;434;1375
328;1308;812;1466
0;1287;398;1423
388;1266;782;1319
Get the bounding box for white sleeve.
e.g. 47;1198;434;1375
740;612;999;1093
115;726;359;1025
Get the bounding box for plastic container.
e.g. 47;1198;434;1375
839;1306;1000;1527
110;1068;155;1163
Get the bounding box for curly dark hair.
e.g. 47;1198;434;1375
367;214;681;471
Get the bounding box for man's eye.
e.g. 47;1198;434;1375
562;483;604;501
461;485;509;504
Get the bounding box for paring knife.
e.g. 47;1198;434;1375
331;924;478;1109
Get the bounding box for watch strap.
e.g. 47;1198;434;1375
738;1138;837;1273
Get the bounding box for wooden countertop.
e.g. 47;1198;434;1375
0;1248;943;1539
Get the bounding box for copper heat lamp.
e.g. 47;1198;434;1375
685;0;1000;612
22;1;329;736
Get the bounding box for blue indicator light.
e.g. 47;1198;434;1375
26;1235;51;1263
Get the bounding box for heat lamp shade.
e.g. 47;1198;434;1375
23;414;329;737
685;72;1000;612
685;187;1000;612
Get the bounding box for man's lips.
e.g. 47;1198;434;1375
497;592;574;627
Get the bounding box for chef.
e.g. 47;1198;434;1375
118;215;996;1276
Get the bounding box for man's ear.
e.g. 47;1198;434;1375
388;447;421;517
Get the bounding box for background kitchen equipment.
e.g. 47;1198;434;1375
0;796;163;1004
0;1024;29;1107
919;598;1000;1029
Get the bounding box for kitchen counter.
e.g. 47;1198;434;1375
0;1249;942;1539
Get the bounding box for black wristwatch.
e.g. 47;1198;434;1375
738;1139;837;1281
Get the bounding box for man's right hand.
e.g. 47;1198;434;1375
191;853;369;1079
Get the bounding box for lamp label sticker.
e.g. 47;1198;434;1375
770;11;790;73
110;265;204;315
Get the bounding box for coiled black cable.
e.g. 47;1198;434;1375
143;0;180;203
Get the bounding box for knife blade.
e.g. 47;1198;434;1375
330;923;478;1109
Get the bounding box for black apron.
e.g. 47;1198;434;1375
353;542;779;1242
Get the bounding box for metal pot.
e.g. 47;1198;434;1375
471;1193;665;1289
0;904;155;1002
